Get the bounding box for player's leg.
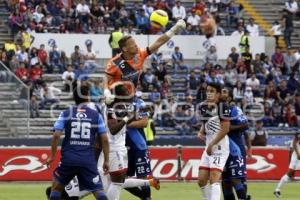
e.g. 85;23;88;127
222;180;236;200
124;187;143;199
123;178;160;190
208;151;229;200
198;169;210;200
46;186;51;200
241;177;251;200
274;151;298;197
232;179;247;200
77;165;107;200
46;181;81;200
106;172;125;200
125;148;143;198
50;164;77;200
274;169;295;197
135;150;152;200
209;170;223;200
198;152;211;200
221;155;236;200
106;151;127;200
230;156;247;200
61;191;80;200
50;180;66;200
92;190;108;200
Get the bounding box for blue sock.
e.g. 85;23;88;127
242;178;248;194
125;187;143;198
96;191;108;200
223;187;236;200
141;185;151;200
49;191;61;200
234;183;246;200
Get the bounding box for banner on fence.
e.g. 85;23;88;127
31;33;267;60
0;147;295;181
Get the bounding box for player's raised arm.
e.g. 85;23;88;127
104;79;115;105
107;117;128;135
148;19;186;53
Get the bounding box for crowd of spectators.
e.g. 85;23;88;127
1;0;300;136
0;32;102;116
5;0;248;35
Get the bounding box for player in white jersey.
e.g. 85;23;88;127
274;131;300;198
103;84;160;200
197;82;231;200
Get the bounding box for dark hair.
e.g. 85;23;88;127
114;84;129;96
73;84;90;105
111;84;131;103
118;36;132;51
207;82;223;93
224;87;233;101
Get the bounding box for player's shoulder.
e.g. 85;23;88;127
218;101;231;119
107;54;122;66
199;101;209;112
84;105;100;115
60;107;73;116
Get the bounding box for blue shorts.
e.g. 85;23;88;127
222;154;246;181
127;149;151;177
53;163;103;192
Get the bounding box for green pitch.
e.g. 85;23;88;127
0;182;298;200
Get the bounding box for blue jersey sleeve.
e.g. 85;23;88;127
229;138;242;156
53;111;65;132
135;99;146;110
97;114;107;135
230;106;248;125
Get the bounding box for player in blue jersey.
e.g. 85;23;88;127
45;84;109;200
221;87;252;200
124;92;153;200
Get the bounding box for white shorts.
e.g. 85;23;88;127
199;149;229;172
65;177;90;197
289;151;300;170
109;149;128;174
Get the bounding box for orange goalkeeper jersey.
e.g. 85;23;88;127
105;48;151;91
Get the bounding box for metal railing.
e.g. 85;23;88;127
0;61;30;137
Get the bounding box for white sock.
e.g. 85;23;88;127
100;174;111;192
276;174;290;191
106;182;123;200
210;182;221;200
200;184;211;200
122;178;150;188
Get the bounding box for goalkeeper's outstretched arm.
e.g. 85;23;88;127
148;19;186;53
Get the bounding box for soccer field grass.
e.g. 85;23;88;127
0;182;298;200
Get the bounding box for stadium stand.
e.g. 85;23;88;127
0;1;11;48
0;0;300;146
